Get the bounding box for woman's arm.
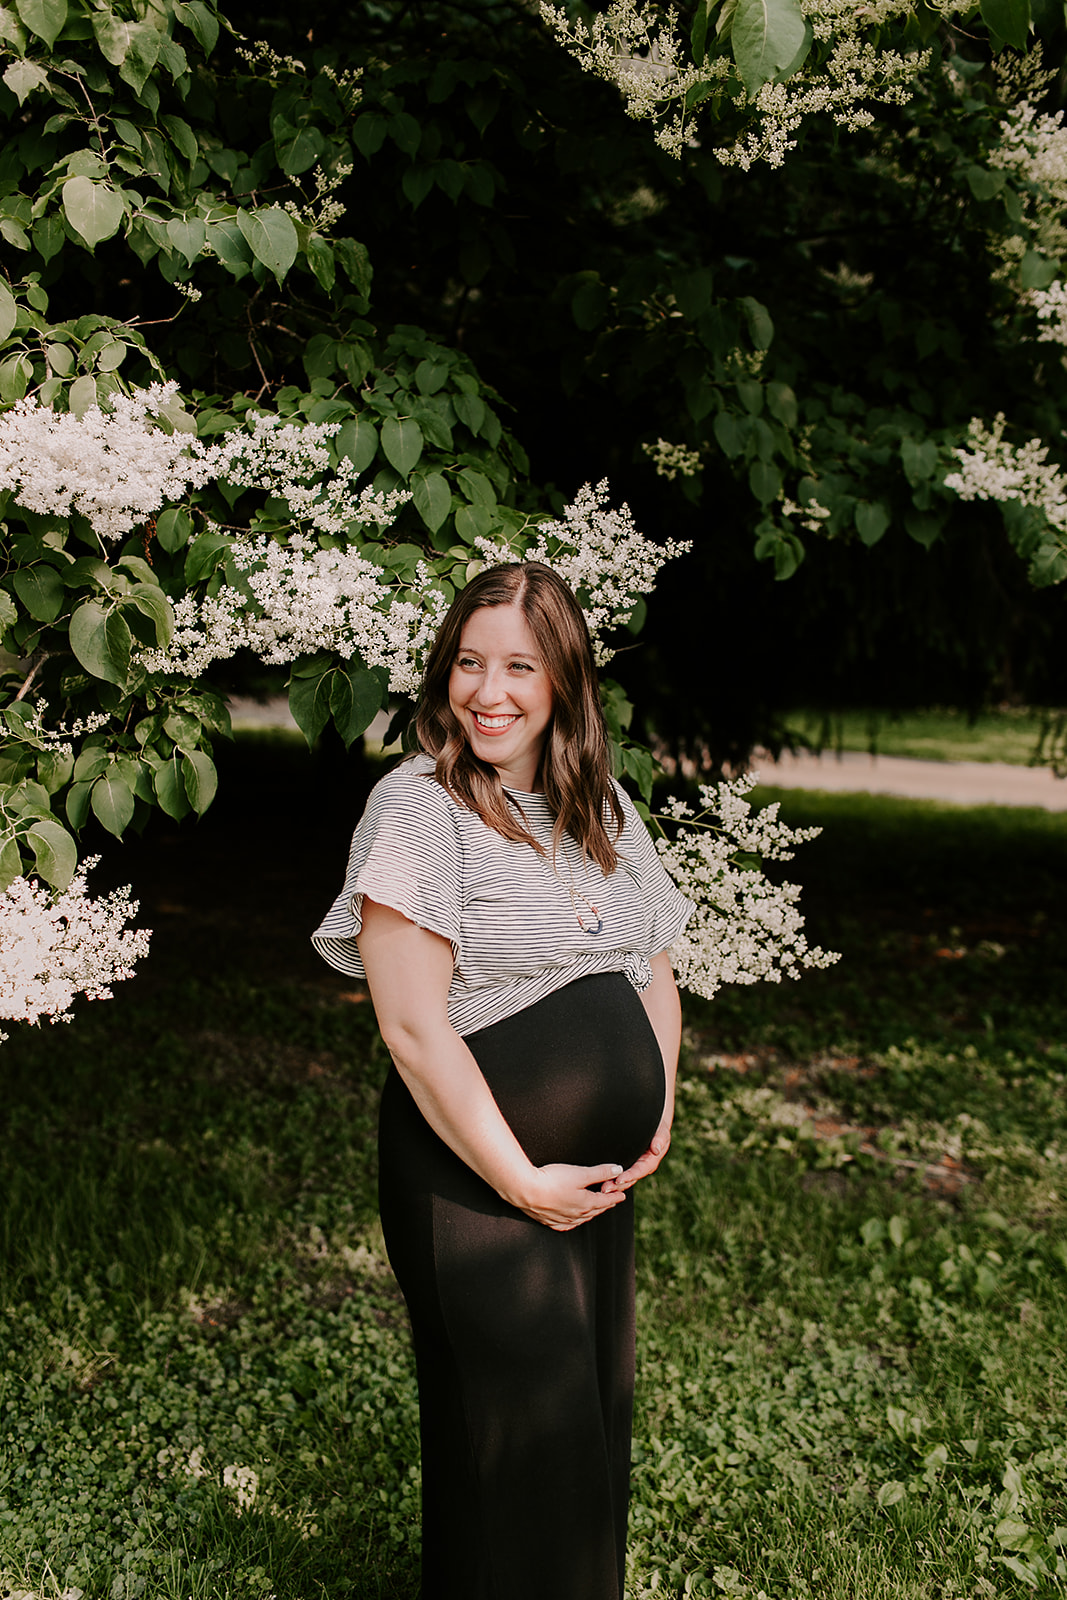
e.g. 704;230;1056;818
357;898;628;1231
610;950;682;1192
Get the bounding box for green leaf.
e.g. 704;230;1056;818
14;0;66;48
277;126;325;177
62;176;125;250
155;508;193;553
68;374;99;417
402;165;434;210
174;1;219;56
337;339;372;388
0;835;21;892
90;770;135;837
329;664;384;747
731;0;809;96
980;0;1031;48
412;470;452;533
901;436;939;484
237;206;299;284
12;564;64;623
24;816;76;890
32;213;65;264
381;415;424;477
92;9;133;63
454;392;486;435
153;756;190;820
334;237;372;297
166;216;206;266
288;667;333;746
416;358;449;395
964;164;1006;201
307;234;336;293
714;411;745;458
182;749;217;814
0;282;16;343
162;114;198;164
184;532;230;585
205;217;253;279
336;415;379;473
388;112;421;156
454;502;496;543
69;600;131;686
457;467;496;506
1020;249;1057;290
691;0;712;63
905;510;941;548
2;59;49;104
126;585;174;647
766;381;797;428
748;460;780;503
741;295;774;350
118;22;162;95
855;501;891;547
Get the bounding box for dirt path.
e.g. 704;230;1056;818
225;699;1067;811
753;748;1067;810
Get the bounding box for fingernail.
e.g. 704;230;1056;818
610;1165;623;1175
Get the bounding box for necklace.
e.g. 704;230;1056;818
505;790;604;936
544;847;604;936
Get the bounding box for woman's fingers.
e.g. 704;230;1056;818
519;1162;628;1229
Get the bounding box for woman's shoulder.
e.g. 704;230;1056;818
364;752;462;825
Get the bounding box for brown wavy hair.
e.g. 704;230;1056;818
414;562;625;872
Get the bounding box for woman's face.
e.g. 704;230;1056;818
448;602;554;792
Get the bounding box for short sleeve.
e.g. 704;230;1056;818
311;762;463;979
614;784;695;959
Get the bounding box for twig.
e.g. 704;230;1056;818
13;651;51;702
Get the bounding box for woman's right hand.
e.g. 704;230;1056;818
516;1163;628;1231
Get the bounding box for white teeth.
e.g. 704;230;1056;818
474;714;518;729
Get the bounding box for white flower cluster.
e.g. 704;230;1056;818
540;0;723;158
222;1463;260;1514
146;534;448;697
944;413;1067;534
989;99;1067;199
642;437;702;480
655;776;840;1001
517;480;691;664
1028;279;1067;345
543;0;934;168
0;857;151;1040
718;28;927;172
0;382;212;539
209;411;405;537
781;495;832;534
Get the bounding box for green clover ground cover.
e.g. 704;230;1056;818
1;741;1066;1599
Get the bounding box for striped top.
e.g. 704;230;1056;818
311;753;694;1038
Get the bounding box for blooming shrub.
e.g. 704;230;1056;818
655;777;840;1001
0;858;151;1039
0;382;211;540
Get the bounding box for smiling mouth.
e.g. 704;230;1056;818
472;713;520;731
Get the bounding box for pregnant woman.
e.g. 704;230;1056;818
312;560;692;1599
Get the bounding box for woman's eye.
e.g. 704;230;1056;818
509;661;533;672
456;655;480;669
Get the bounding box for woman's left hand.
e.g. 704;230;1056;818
603;1114;672;1192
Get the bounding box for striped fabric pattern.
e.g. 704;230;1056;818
312;753;694;1038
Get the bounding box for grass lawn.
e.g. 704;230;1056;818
1;739;1066;1599
782;706;1063;767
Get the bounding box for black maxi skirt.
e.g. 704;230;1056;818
378;971;666;1600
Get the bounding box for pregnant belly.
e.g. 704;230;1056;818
465;972;666;1172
